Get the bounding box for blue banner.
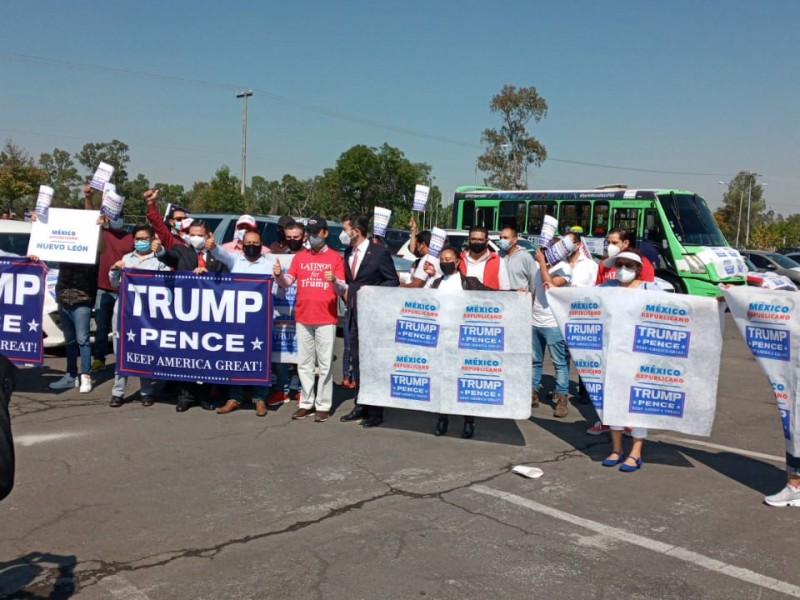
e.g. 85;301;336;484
0;259;47;365
118;269;272;384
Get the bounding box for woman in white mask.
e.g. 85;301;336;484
598;249;661;472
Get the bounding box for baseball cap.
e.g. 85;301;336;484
305;215;327;234
236;214;257;229
277;215;296;228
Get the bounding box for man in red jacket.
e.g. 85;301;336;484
144;189;188;250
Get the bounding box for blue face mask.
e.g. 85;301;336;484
134;240;151;253
497;239;513;251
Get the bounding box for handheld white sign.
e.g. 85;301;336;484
373;207;391;238
35;185;54;219
89;161;114;191
412;184;430;212
27;208;101;265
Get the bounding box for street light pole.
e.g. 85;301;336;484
235;90;253;196
745;172;763;247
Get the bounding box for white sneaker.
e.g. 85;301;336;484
49;374;77;390
79;374;93;393
764;485;800;507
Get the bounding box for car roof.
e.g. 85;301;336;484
0;220;32;233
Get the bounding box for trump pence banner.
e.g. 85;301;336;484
358;287;532;419
723;286;800;471
0;259;47;365
118;270;272;384
549;287;724;436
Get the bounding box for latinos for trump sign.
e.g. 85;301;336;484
723;286;800;472
0;259;47;365
358;287;532;419
118;270;272;384
549;287;724;436
27;208;101;265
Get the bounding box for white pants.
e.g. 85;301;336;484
611;425;648;439
297;323;336;411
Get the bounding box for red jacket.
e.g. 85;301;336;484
458;251;502;290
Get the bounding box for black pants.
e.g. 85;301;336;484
0;354;17;502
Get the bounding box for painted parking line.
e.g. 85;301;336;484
657;436;785;464
14;432;84;447
472;485;800;598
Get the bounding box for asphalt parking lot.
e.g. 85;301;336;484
1;314;799;600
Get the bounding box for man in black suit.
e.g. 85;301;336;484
339;213;400;427
156;220;229;412
0;353;16;501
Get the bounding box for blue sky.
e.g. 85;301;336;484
2;1;798;215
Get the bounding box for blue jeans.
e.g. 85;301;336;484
60;302;92;377
531;326;569;395
231;385;269;403
94;289;117;360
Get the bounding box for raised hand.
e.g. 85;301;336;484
273;258;282;277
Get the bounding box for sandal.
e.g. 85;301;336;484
619;456;643;472
601;450;625;467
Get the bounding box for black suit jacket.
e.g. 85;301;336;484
0;353;16;502
344;241;400;308
158;245;229;273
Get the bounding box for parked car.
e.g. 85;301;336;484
743;256;798;290
738;250;800;286
0;220;65;347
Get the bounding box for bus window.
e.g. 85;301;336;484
475;206;496;230
559;202;591;233
592;201;609;237
641;208;667;269
527;202;549;235
499;201;526;232
613;208;640;235
461;200;475;229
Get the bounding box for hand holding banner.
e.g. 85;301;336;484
412;184;430;212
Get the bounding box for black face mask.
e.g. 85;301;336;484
286;239;304;252
243;244;262;259
440;262;457;276
468;242;488;254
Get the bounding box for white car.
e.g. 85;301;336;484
0;219;66;347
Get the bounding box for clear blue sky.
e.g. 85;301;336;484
2;0;798;214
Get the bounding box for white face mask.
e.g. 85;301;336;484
189;235;205;250
234;229;246;242
606;244;621;258
617;266;637;283
339;230;351;246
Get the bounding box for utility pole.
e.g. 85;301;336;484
235;90;253;196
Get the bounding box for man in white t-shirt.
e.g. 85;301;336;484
532;237;574;418
401;231;440;288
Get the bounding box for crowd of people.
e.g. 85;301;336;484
3;184;799;508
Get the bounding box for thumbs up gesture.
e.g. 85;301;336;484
324;267;334;282
205;232;216;251
273;258;282;277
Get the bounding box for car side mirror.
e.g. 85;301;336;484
767;263;777;271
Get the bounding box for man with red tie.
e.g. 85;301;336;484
338;212;400;427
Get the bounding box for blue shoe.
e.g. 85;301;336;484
601;451;625;467
619;457;643;472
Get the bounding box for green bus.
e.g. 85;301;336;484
450;185;745;296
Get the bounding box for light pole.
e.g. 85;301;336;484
235;89;253;196
719;180;746;247
745;173;764;247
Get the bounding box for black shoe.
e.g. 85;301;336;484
361;416;383;428
340;405;366;422
461;421;475;439
434;418;449;437
141;395;154;407
199;399;216;411
176;399;196;412
109;396;124;408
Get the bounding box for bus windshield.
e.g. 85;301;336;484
658;193;726;247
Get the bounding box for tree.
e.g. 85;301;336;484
0;140;46;214
476;84;548;189
75;140;130;184
118;174;151;220
39;148;81;207
714;171;767;247
191;166;245;213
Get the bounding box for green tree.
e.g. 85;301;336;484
714;171;768;247
75;139;130;184
476;84;548;189
191;166;245;213
39;148;81;207
0;140;46;214
248;176;282;215
118;174;151;221
153;183;189;208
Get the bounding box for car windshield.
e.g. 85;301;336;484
769;253;800;269
658;193;727;247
